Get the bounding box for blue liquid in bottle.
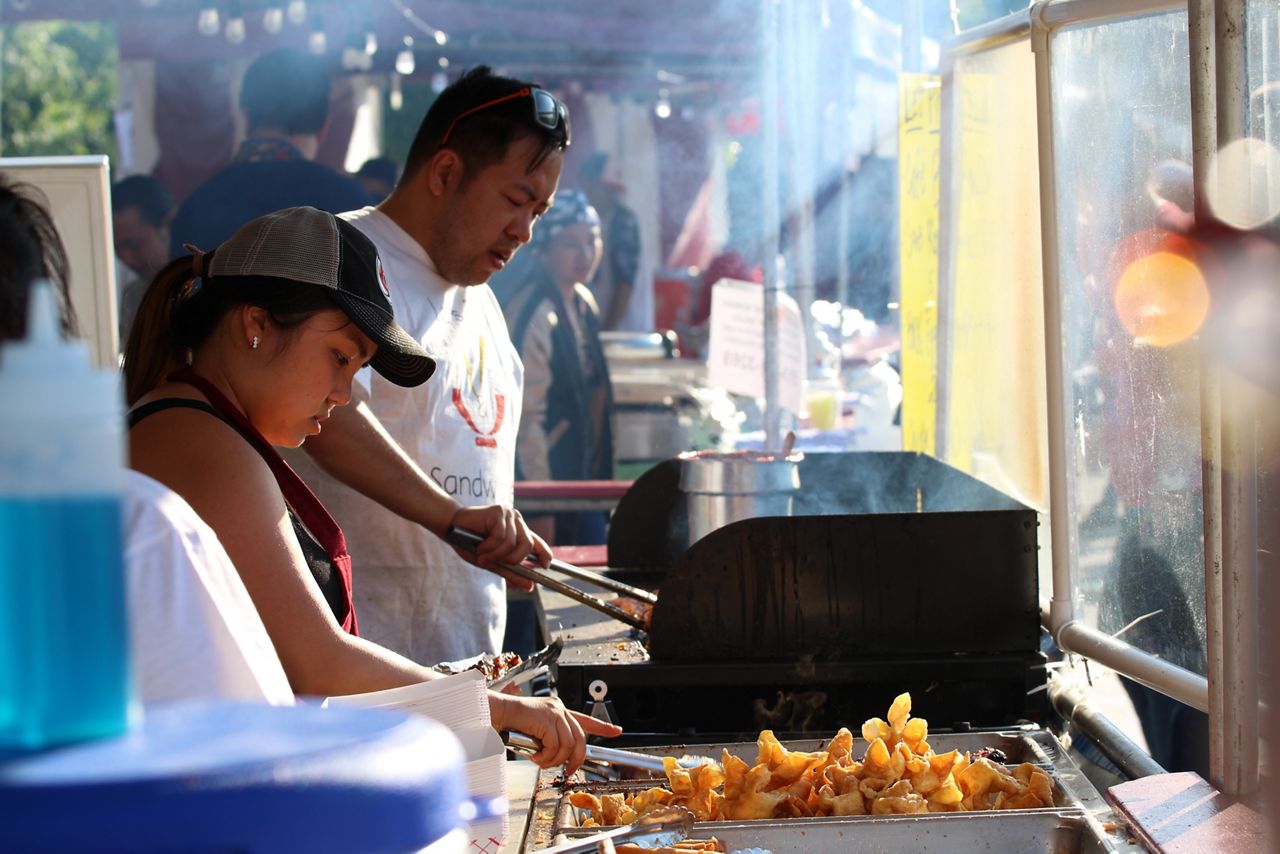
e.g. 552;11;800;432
0;281;134;753
0;495;131;750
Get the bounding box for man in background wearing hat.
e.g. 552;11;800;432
295;67;569;665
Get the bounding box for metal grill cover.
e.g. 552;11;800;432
573;451;1046;732
647;509;1039;661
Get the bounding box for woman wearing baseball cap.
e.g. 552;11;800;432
124;206;619;768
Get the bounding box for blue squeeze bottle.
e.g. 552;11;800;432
0;281;135;750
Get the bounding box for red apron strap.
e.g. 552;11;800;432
170;368;359;635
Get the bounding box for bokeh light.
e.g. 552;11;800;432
1112;250;1210;347
1205;137;1280;231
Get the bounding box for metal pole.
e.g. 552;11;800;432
837;1;853;311
792;4;817;378
1058;620;1211;712
761;0;783;450
1029;4;1079;640
1215;0;1259;798
1049;678;1167;780
1187;0;1227;793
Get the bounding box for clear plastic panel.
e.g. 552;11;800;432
1247;2;1280;167
941;42;1049;517
1050;12;1206;677
1247;0;1280;703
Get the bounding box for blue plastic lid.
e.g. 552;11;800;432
0;701;467;853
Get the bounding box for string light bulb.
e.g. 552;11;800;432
197;4;220;37
431;71;448;93
389;73;404;111
434;30;448;46
364;31;378;56
225;0;246;44
262;5;284;34
342;38;368;71
308;17;326;54
654;89;672;120
395;36;415;75
286;0;306;25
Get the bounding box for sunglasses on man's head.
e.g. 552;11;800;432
440;86;570;146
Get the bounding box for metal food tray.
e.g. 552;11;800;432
522;729;1133;853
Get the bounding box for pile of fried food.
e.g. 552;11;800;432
571;693;1054;825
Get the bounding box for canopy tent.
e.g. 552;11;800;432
1;0;949;321
1;1;953;88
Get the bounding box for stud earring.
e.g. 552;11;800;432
251;336;259;350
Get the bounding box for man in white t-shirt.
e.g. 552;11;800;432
297;67;568;663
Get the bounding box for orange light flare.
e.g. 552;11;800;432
1108;226;1215;350
1112;250;1210;348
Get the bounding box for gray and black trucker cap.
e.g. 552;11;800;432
205;206;435;388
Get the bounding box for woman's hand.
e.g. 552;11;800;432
450;505;552;591
489;692;623;773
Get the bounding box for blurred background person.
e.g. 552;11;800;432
169;47;372;256
353;156;400;203
579;151;643;332
497;190;614;546
111;174;174;341
0;177;73;340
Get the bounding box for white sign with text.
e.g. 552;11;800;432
707;278;806;414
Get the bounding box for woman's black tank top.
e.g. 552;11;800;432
127;398;348;625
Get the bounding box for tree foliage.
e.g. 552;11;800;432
2;21;118;159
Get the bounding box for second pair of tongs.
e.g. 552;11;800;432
506;733;713;773
446;526;655;630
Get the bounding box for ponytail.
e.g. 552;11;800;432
122;255;199;405
122;254;343;405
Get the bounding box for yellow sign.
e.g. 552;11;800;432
944;48;1048;511
898;73;941;456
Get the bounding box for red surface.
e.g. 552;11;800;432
551;545;610;567
653;277;691;330
514;480;633;499
1107;772;1266;853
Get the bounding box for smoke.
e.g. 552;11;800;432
793;451;1028;516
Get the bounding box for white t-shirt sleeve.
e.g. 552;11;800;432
124;471;294;705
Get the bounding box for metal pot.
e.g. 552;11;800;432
677;450;803;546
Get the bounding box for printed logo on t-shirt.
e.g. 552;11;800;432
452;335;505;448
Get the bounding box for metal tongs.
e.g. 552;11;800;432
534;805;694;854
488;636;563;692
506;733;713;774
446;526;656;630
